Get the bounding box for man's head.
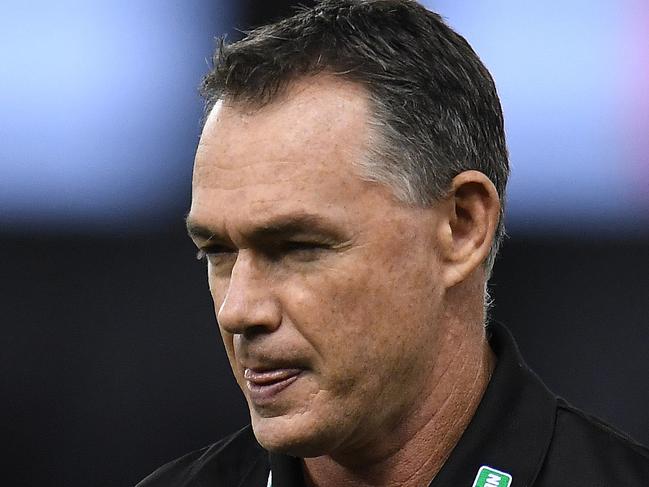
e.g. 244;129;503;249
201;0;508;273
187;0;507;460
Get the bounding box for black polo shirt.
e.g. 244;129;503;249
137;323;649;486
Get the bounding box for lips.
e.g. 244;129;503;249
244;367;303;404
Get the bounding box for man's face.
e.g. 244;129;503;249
188;76;448;457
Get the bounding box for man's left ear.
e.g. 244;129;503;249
437;170;500;288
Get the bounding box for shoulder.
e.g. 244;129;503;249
535;399;649;485
136;425;267;487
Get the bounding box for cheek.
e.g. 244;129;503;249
207;267;223;301
285;248;438;383
219;328;242;385
207;272;238;372
207;270;229;320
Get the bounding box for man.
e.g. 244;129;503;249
139;1;649;485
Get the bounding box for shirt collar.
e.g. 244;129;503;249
428;322;556;486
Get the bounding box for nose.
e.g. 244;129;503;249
215;251;282;336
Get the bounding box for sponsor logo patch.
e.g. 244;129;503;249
471;465;512;487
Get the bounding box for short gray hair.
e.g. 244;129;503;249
200;0;509;275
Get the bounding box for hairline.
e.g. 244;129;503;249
204;71;501;278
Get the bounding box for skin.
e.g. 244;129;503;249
187;75;501;486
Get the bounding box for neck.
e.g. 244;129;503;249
303;322;495;487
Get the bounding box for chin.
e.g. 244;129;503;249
250;410;343;458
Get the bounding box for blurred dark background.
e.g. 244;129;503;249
1;1;647;486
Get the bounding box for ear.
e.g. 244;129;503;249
437;170;501;288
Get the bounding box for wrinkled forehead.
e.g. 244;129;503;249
192;76;375;208
188;76;401;235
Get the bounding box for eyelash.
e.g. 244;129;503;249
195;242;327;262
195;246;233;261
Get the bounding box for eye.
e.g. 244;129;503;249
278;241;328;261
196;245;237;265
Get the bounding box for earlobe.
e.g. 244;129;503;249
440;171;500;288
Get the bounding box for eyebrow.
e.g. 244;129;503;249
185;212;347;245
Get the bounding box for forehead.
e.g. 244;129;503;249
190;76;379;229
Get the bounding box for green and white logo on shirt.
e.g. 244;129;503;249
471;466;512;487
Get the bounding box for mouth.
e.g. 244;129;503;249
244;367;303;404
